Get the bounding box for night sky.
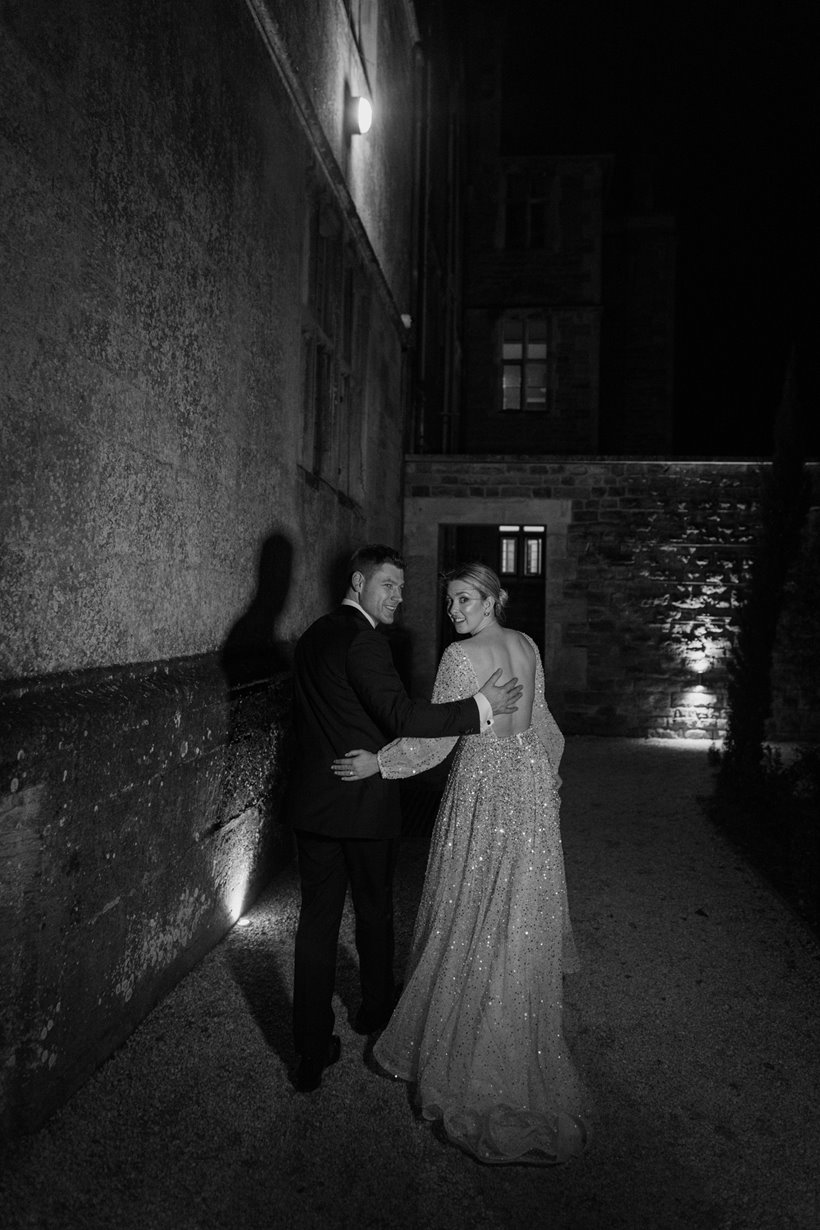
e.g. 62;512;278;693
500;0;820;457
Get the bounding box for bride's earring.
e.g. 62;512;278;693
474;603;492;633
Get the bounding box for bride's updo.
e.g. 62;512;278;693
443;561;509;623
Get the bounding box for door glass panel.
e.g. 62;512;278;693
502;366;522;410
524;537;543;575
500;538;517;574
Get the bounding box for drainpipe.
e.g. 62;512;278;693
411;39;430;454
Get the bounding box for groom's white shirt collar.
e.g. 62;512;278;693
342;597;377;629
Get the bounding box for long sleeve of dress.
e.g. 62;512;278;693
529;638;565;779
378;643;475;780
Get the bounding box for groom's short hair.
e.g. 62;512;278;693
348;544;405;584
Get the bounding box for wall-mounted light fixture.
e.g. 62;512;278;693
347;95;372;136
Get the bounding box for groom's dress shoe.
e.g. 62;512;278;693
294;1035;341;1093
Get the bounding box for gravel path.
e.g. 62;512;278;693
1;737;818;1230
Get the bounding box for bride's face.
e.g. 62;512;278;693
446;581;490;636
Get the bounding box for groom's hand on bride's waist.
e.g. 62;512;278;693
479;668;523;716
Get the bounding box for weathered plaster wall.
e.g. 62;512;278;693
0;0;419;1136
247;0;418;317
403;457;820;743
0;0;414;680
1;0;306;674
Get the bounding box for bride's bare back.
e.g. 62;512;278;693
461;626;537;736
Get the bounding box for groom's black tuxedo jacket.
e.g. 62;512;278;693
287;604;480;839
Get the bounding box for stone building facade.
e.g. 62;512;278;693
427;5;677;459
460;154;607;455
401;456;820;744
395;4;817;753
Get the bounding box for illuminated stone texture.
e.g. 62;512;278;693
403;456;820;743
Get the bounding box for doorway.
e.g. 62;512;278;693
439;524;546;660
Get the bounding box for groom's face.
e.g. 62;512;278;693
356;563;405;625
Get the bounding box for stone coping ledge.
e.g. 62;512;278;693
406;454;820;467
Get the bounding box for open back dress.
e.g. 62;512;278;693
372;636;589;1166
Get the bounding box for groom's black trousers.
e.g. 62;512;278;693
293;831;397;1061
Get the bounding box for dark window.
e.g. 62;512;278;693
504;170;551;250
301;197;367;499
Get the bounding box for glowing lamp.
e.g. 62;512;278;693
348;95;372;135
226;865;251;926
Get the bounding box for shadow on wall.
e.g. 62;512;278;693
218;531;297;921
327;545;355;608
222;532;295;683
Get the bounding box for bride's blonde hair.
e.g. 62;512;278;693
442;562;509;623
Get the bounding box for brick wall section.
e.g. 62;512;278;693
403;457;820;742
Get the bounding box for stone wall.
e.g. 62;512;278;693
460;156;605;456
461;306;602;455
0;656;291;1136
466;156;605;306
402;456;820;743
600;215;676;455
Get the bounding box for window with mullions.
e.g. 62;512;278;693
337;259;368;500
301;195;367;500
344;0;378;75
498;525;545;577
502;315;547;412
505;171;551;250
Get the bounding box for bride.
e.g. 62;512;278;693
331;562;588;1166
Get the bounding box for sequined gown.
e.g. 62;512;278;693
372;636;588;1166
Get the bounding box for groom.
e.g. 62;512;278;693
286;544;521;1091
